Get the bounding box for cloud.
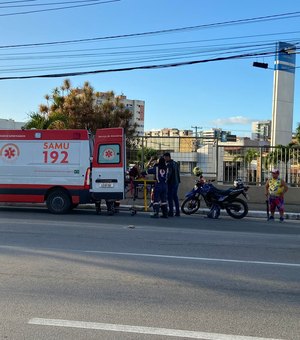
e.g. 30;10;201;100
211;116;253;126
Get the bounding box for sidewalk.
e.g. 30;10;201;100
1;199;299;220
120;197;300;221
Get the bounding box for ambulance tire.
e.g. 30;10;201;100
46;189;71;214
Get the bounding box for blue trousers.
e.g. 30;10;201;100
153;182;167;205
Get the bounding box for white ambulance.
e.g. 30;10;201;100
0;127;126;213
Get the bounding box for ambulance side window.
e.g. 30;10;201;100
98;144;120;164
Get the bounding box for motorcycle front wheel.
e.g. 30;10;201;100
225;198;248;219
181;197;201;215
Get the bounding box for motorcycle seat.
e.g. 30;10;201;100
211;187;233;196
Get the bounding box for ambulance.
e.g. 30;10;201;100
0;127;126;213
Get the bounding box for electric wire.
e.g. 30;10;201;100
0;37;293;73
0;0;104;9
0;39;294;75
0;10;299;48
0;0;120;16
0;49;290;80
0;9;298;79
0;1;38;4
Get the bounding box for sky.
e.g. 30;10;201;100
1;0;300;137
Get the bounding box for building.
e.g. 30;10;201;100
251;120;271;141
201;128;239;144
271;42;296;146
145;128;193;137
95;93;145;136
201;128;221;142
0;118;24;130
144;128;194;153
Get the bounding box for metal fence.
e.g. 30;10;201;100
218;145;300;186
126;136;300;187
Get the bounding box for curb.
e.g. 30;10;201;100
109;204;300;221
1;202;299;220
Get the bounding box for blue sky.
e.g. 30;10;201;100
1;0;300;137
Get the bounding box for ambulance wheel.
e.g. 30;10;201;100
46;189;71;214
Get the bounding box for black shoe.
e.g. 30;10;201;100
168;212;174;217
151;213;159;218
160;215;168;218
175;213;180;217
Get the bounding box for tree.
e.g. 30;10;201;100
296;123;300;144
263;143;297;182
137;147;157;166
24;79;137;138
244;148;259;164
233;148;259;182
23;111;69;130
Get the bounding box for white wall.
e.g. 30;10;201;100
0;118;24;130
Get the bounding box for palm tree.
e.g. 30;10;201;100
244;148;259;182
23;111;68;130
24;80;136;137
233;148;259;182
61;79;71;95
264;143;296;182
23;112;50;130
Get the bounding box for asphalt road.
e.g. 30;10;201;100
0;206;299;340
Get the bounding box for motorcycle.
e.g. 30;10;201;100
181;178;249;219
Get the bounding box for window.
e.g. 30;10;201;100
98;144;120;164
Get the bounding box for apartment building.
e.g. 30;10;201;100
95;93;145;136
251;120;271;141
144;128;194;153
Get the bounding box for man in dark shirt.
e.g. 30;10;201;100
163;152;181;217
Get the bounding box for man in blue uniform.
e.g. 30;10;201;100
143;157;168;218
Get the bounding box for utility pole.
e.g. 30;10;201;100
191;126;202;138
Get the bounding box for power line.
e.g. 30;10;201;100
0;10;298;77
0;28;298;75
0;1;102;8
0;0;120;16
0;40;280;60
0;1;38;4
0;37;292;75
0;43;279;74
0;49;285;81
0;10;299;48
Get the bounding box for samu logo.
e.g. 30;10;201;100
0;143;20;162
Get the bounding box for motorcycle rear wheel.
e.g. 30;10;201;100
225;198;248;219
181;197;201;215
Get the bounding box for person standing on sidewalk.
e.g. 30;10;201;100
142;157;169;218
163;152;181;217
265;168;288;222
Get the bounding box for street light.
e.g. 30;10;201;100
253;61;269;69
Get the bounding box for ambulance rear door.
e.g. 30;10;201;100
90;128;126;201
